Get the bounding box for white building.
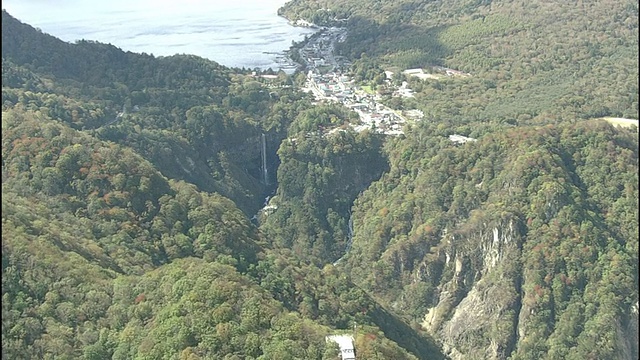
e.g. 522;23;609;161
326;335;356;360
449;134;477;144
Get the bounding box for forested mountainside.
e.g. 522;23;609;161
264;116;639;359
346;121;639;359
2;0;639;359
274;0;638;359
2;10;442;360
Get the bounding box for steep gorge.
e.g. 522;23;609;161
341;121;639;359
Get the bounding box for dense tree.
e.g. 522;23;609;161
3;2;638;359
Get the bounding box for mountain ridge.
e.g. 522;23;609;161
3;3;639;359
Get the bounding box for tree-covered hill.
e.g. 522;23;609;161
2;105;440;359
2;2;639;359
2;9;282;216
340;120;639;359
274;1;639;358
259;128;389;266
2;10;444;360
259;108;639;359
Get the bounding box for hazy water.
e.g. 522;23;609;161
2;0;316;70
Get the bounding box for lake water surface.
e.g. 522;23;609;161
2;0;316;71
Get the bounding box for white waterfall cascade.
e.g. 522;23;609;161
261;133;269;185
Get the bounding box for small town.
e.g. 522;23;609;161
258;25;479;142
291;26;472;138
298;26;410;135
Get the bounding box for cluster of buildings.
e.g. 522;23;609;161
305;69;406;135
305;71;352;99
296;28;409;136
400;66;471;80
293;25;474;138
298;27;349;71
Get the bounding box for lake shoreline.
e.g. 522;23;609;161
2;0;318;72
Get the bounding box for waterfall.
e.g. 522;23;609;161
261;133;269;185
344;213;354;253
333;212;354;266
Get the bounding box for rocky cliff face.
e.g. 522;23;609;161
420;215;523;360
417;212;639;360
621;302;639;360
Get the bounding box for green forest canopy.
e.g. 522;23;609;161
2;2;639;359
